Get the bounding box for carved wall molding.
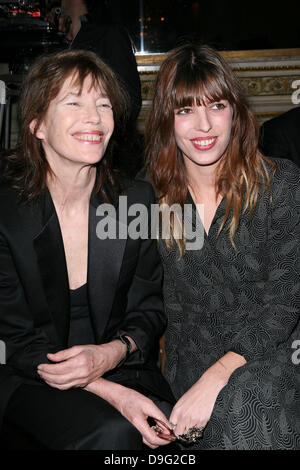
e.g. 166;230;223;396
239;76;299;96
135;48;300;66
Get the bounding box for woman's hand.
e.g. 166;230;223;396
86;379;175;449
170;352;246;436
169;361;229;436
117;388;175;448
37;340;130;389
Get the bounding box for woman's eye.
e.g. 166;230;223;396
176;107;192;115
97;102;112;110
67;102;80;106
211;102;226;110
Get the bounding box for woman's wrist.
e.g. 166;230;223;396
211;360;231;387
99;340;127;368
85;377;126;406
116;334;137;361
214;351;247;384
96;336;137;370
218;351;246;373
85;377;138;417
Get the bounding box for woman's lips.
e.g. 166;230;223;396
191;136;217;150
72;131;104;144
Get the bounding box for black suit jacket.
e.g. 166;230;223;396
259;107;300;167
0;178;173;427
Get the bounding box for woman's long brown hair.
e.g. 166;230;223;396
146;43;275;253
1;49;129;202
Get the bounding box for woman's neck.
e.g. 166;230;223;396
47;166;97;216
185;161;218;203
185;162;223;235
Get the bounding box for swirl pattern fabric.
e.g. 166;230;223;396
159;158;300;449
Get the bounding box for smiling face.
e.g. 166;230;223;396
33;73;114;173
174;99;233;171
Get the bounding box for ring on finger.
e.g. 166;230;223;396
176;425;205;443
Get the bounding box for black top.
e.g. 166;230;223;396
68;283;95;347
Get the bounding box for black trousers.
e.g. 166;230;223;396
2;382;173;450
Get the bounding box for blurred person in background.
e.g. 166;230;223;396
259;107;300;168
59;0;144;178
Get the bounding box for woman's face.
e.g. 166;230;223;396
33;74;114;171
174;98;233;170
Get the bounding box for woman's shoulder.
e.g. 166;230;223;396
271;157;300;174
0;183;19;207
0;183;39;220
270;157;300;184
0;184;23;229
268;157;300;204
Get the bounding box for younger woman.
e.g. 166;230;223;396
146;43;300;449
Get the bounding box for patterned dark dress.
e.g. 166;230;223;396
159;158;300;449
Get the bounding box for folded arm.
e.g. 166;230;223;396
37;336;137;389
0;232;55;379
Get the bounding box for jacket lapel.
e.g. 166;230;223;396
32;182;127;346
88;186;127;343
33;190;69;346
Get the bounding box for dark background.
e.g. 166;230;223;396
0;0;299;70
111;0;300;53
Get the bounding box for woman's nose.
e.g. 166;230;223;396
194;107;212;132
84;103;101;123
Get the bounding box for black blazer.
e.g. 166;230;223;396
259;107;300;167
0;178;173;427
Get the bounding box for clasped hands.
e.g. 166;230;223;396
37;344;231;448
36;341;175;448
37;341;125;389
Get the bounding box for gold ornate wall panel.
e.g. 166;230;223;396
136;49;300;131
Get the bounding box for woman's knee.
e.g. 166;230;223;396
66;409;143;450
4;384;143;450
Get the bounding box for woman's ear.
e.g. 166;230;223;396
29;119;45;140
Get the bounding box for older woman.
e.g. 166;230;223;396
146;43;300;449
0;49;174;450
